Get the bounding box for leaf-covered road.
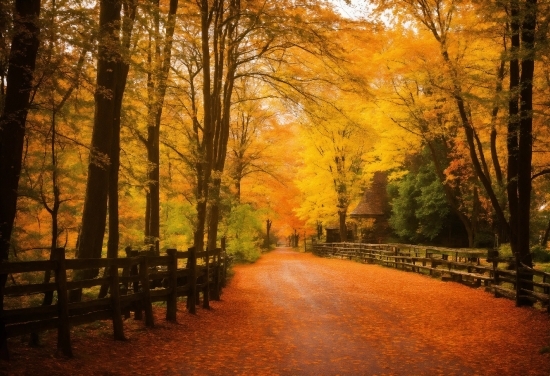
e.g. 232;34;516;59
4;249;550;375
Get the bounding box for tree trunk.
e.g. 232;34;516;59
266;219;272;248
338;208;347;242
514;0;537;305
98;0;137;299
144;0;178;255
0;0;41;359
507;0;521;254
541;217;550;247
72;0;122;301
516;0;536;266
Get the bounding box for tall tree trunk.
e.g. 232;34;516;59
42;111;61;307
98;0;136;299
507;0;521;253
206;0;235;254
514;0;537;305
338;208;347;242
516;0;536;267
72;0;121;301
0;0;41;359
144;0;178;255
266;219;272;248
191;0;216;314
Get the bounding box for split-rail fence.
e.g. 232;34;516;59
0;245;230;357
313;242;550;313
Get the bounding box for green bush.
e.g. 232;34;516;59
498;243;513;258
531;245;550;263
224;203;263;263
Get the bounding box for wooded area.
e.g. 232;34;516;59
1;0;550;363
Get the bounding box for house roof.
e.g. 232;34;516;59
350;171;388;218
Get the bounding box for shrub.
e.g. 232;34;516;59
531;244;550;263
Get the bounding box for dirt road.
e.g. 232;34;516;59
4;249;550;375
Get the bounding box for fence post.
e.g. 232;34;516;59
212;248;221;300
53;248;72;357
121;246;132;319
187;247;197;314
130;250;142;320
203;247;210;309
139;256;154;327
515;253;521;307
221;238;227;287
109;263;125;340
166;249;178;321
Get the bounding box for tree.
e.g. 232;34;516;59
0;0;42;359
388;149;471;245
136;0;179;254
296;94;374;241
73;0;122;292
226;81;285;202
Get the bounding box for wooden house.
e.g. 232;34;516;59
349;171;390;243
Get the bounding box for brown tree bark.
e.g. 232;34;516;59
338;208;348;242
143;0;178;255
99;0;137;299
0;0;41;359
72;0;122;300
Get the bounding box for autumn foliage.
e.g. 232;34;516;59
3;250;549;375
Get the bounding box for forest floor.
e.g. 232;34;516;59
2;248;550;375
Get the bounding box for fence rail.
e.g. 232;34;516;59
1;246;231;357
312;242;550;313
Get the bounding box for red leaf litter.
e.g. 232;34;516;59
2;249;549;375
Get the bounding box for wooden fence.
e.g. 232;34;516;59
313;242;550;313
0;246;231;357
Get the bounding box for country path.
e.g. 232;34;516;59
4;248;550;375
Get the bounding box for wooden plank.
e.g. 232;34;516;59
520;262;550;279
0;260;56;274
54;248;72;357
66;277;110;290
109;264;125;340
520;289;549;303
176;251;190;259
65;257;138;270
517;278;550;289
65;258;111;270
150;289;170;298
447;270;493;280
492;285;516;300
1;305;58;324
149;270;170;280
69;310;112;327
166;249;178;321
203;248;211;309
5;318;59;338
188;247;197;314
148;256;170;267
119;292;143;305
68;297;111;312
196;251;209;258
139;256;154;327
4;282;57;295
119;275;140;284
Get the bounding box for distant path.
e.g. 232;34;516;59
5;249;550;375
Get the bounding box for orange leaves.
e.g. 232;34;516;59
4;250;550;375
